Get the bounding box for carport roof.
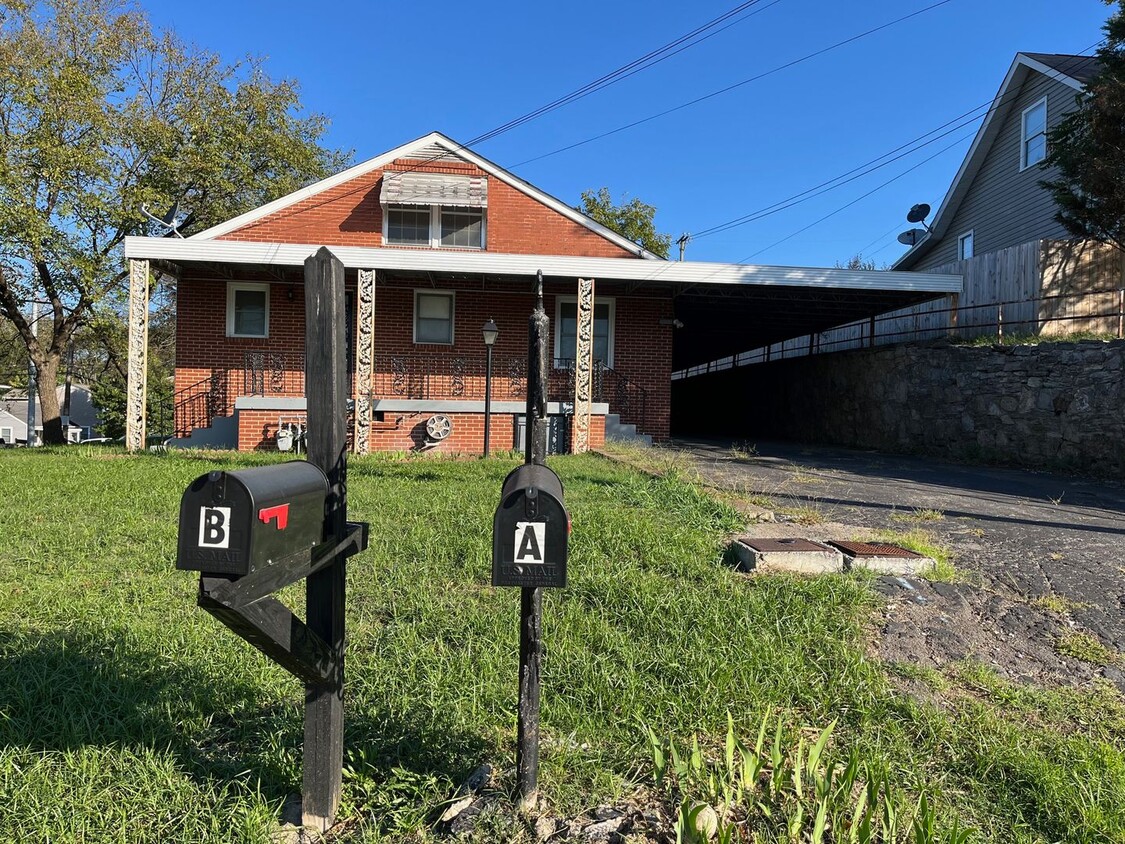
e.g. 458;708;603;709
124;236;961;370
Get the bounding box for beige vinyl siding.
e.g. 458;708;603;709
913;72;1080;271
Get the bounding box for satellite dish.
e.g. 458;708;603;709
906;203;931;224
141;201;186;238
897;228;928;246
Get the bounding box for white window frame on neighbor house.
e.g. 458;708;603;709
553;295;616;368
226;282;270;338
0;426;12;443
384;204;486;250
413;289;456;345
958;230;975;260
1021;97;1048;171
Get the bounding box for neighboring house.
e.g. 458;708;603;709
886;52;1125;342
123;131;960;454
0;385;99;444
895;52;1096;272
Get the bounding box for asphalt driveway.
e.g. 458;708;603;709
671;438;1125;688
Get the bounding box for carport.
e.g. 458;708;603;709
121;236;961;448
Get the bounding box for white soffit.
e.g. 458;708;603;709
125;236;962;293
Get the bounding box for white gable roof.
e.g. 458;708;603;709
893;53;1087;270
191;131;662;259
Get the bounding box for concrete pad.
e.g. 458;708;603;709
728;537;844;574
828;541;934;575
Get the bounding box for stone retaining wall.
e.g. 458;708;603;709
672;340;1125;477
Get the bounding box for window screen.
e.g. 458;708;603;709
415;292;454;344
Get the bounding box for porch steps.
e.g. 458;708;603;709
604;413;652;447
167;414;238;449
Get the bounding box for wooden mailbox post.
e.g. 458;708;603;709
176;247;364;833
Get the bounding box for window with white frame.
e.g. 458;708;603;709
414;290;455;345
958;230;974;260
226;282;270;338
0;426;12;443
1021;98;1048;170
554;297;615;367
386;204;485;249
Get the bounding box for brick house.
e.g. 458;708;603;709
122;132;961;454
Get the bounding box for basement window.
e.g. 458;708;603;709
226;282;269;338
1021;97;1047;170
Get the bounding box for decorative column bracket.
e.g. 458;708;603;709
573;277;595;453
354;269;377;454
125;258;151;452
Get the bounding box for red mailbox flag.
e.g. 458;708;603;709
258;504;290;530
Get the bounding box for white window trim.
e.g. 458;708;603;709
383;204;486;250
1020;96;1048;171
957;230;975;260
553;295;616;369
226;282;270;338
413;289;456;345
0;426;12;442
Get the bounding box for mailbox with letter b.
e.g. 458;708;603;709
492;464;569;588
177;462;330;577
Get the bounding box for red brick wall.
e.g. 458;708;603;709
217;157;636;258
176;276;672;444
237;409;604;454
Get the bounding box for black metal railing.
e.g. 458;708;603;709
552;358;648;433
172;371;230;438
372;353;530;401
243;351;305;397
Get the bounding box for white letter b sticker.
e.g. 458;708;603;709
199;506;231;549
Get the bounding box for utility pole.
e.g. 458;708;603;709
677;233;691;261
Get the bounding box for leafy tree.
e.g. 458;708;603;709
577;187;672;258
1041;1;1125;251
835;254;881;271
0;0;348;443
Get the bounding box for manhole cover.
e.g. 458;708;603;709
829;541;923;558
739;538;832;553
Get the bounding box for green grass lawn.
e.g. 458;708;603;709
0;448;1122;843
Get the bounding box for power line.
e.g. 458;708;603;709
512;0;957;168
739;130;977;262
688;40;1104;241
276;0;785;233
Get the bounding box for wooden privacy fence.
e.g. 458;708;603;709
673;239;1125;379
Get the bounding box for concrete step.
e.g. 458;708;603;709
167;413;238;449
604;413;653;446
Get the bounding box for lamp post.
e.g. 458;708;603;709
482;318;499;456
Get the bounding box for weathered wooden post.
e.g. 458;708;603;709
489;270;569;813
303;246;349;831
174;246;367;839
518;270;549;808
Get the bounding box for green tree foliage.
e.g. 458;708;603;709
1041;1;1125;251
835;254;881;271
577;187;672;258
0;0;348;443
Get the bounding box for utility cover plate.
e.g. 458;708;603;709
739;537;833;553
829;541;923;558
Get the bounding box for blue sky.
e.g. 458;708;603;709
148;0;1110;268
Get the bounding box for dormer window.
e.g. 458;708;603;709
381;171;487;249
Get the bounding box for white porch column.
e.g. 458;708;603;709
125;258;150;452
353;268;376;454
573;277;595;453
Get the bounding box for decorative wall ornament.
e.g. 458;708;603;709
354;269;376;454
125;259;151;452
451;356;466;397
573;277;595;453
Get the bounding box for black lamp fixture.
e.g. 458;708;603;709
482;318;499;346
482;318;498;456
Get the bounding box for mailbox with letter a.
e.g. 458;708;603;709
492;464;569;588
177;462;329;577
